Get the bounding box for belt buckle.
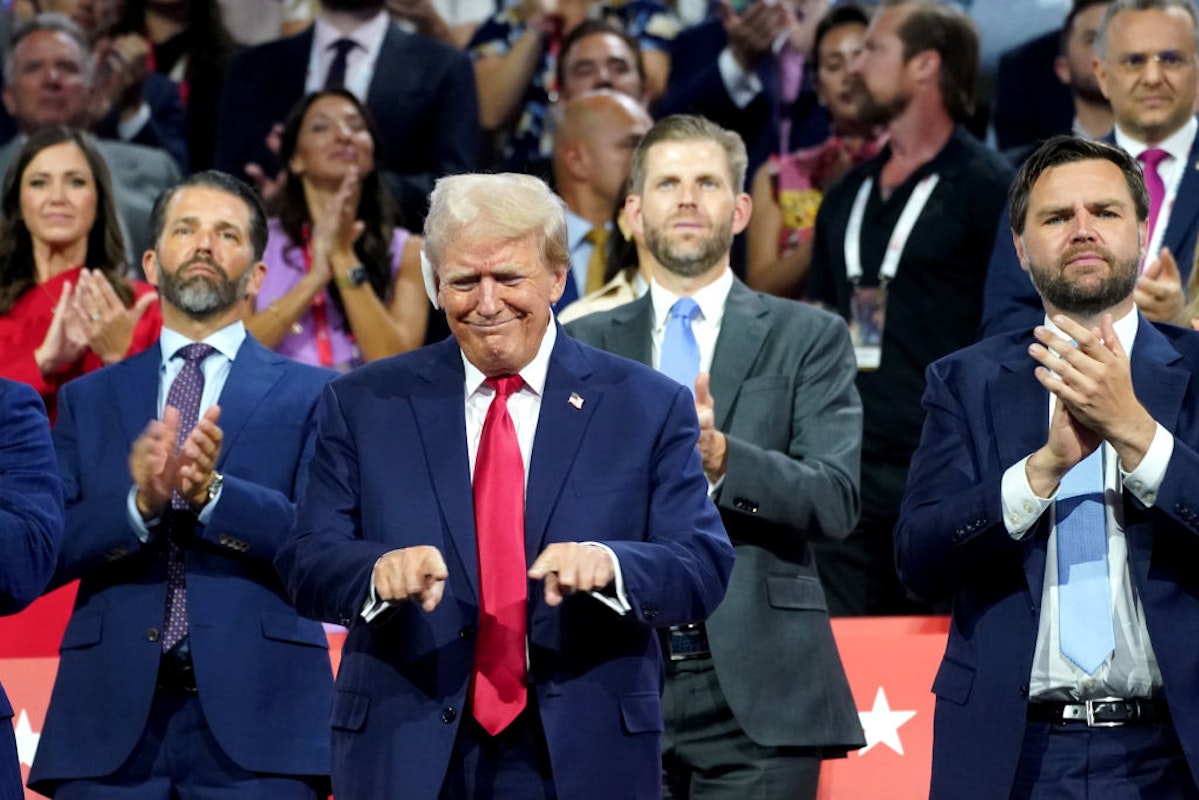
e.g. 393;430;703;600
1085;698;1127;728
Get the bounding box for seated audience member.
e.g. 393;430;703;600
981;0;1199;338
30;0;191;171
0;127;161;420
114;0;238;171
992;0;1112;164
247;91;427;369
657;0;832;189
746;3;885;299
0;14;182;260
215;0;481;227
551;90;651;311
469;0;676;172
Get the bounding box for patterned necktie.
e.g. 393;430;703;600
324;38;358;90
1056;447;1114;674
471;375;528;735
162;342;215;652
1138;148;1168;255
659;297;700;395
584;226;609;294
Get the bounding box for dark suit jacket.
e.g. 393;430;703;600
980;126;1199;338
895;318;1199;800
275;330;734;800
28;337;335;792
656;18;830;187
0;380;61;800
567;280;866;753
214;23;481;224
991;28;1073;153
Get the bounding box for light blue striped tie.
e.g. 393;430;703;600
660;297;700;394
1056;447;1114;674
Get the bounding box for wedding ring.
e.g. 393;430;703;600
90;312;102;322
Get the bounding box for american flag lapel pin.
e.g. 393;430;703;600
568;392;584;410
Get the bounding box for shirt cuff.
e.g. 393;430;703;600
1001;455;1052;539
580;542;630;615
1121;422;1173;507
126;485;158;544
361;557;394;622
117;102;151;141
718;47;762;109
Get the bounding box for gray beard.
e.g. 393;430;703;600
155;257;251;320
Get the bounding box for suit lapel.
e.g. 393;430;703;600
215;338;285;470
107;345;162;446
599;295;654;365
525;331;598;556
989;338;1053;601
409;340;480;600
709;280;769;431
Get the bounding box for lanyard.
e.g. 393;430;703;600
302;226;335;368
844;173;940;285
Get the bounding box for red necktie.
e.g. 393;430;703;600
471;375;527;735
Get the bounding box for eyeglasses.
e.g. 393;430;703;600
1114;50;1195;73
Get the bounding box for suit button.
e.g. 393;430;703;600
340;617;353;627
733;497;759;513
441;707;457;724
643;605;658;620
147;628;160;642
1019;685;1029;698
459;626;474;640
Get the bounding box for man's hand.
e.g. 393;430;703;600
694;373;727;481
1029;314;1157;472
90;34;152;125
386;0;454;44
721;0;788;73
373;546;449;612
130;406;181;520
528;542;614;607
178;406;223;509
1134;246;1187;324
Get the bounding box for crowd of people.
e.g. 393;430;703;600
0;0;1198;797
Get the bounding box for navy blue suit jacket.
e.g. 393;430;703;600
895;318;1199;799
980;127;1199;338
276;330;734;800
214;23;480;224
28;337;335;791
0;380;61;800
656;18;829;187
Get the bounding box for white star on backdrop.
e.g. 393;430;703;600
13;709;39;767
857;687;917;756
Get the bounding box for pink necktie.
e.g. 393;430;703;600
1139;148;1168;252
471;375;528;735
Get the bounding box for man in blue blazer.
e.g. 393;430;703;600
214;0;480;226
980;0;1199;339
276;172;734;800
898;136;1199;798
0;380;62;800
28;172;335;798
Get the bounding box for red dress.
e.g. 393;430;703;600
0;266;163;421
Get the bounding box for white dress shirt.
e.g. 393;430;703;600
1001;311;1168;700
306;10;390;99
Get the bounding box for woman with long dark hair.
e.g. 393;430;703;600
0;126;162;420
247;90;428;369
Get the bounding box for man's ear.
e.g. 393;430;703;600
1012;230;1030;274
142;250;159;286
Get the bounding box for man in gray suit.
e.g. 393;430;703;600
567;114;865;799
0;13;181;265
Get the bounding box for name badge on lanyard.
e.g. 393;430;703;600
844;173;940;370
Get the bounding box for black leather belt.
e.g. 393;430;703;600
156;650;198;695
661;623;710;661
1027;698;1170;727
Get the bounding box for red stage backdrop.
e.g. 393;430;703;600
0;598;949;799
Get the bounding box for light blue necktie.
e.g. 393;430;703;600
659;297;700;394
1056;446;1115;674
